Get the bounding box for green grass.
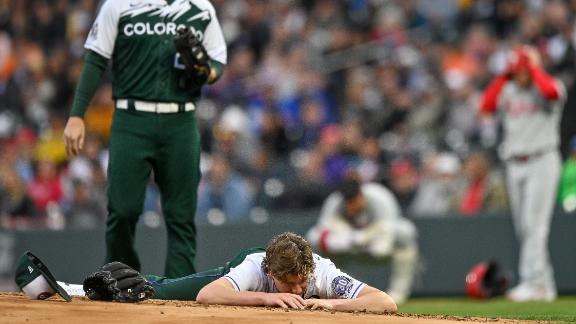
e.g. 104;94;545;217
398;296;576;323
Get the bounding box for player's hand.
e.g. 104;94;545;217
63;117;86;157
523;45;542;67
262;293;306;309
304;298;334;310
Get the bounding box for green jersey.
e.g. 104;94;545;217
85;0;227;102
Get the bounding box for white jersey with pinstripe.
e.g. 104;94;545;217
497;80;566;159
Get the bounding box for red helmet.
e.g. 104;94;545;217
465;261;508;299
507;46;531;73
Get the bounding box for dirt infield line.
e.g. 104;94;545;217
0;292;520;324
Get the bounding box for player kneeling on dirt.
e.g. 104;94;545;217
306;178;419;304
15;232;397;313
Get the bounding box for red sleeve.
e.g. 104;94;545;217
319;229;330;254
530;66;560;100
480;74;508;114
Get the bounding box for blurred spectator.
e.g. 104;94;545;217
67;134;107;185
316;125;353;185
232;0;270;62
11;128;36;183
65;134;107;225
211;105;258;174
453;150;508;216
29;0;66;53
197;154;254;224
35;114;68;166
26;159;63;217
0;163;37;221
355;132;385;183
64;178;105;229
83;84;114;142
410;152;461;217
293;97;328;149
256;108;293;160
388;158;419;213
276;149;332;209
207;45;255;107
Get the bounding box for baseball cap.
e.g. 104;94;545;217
14;251;72;302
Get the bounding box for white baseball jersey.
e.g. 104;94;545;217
319;183;401;228
497;81;566;159
223;253;366;299
307;183;405;255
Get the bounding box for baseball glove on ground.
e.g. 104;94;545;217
174;27;211;91
83;262;154;302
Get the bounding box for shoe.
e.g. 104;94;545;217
506;283;556;302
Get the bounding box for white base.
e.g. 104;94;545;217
57;281;86;297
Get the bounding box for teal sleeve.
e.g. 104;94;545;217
144;247;263;300
208;60;225;84
145;268;225;300
69;50;109;118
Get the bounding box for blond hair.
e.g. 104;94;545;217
261;232;315;281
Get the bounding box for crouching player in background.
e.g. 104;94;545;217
15;232;397;313
306;178;419;304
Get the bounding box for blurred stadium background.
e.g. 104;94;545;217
1;0;576;299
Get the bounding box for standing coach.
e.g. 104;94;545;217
63;0;227;278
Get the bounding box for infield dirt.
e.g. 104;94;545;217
0;292;531;323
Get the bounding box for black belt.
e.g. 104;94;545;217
508;149;552;163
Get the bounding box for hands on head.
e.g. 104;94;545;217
505;45;542;77
521;45;542;67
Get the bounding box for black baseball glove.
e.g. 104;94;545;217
83;261;154;303
174;27;211;91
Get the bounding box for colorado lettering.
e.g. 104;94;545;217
123;22;202;39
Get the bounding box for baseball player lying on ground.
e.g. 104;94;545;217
15;232;397;313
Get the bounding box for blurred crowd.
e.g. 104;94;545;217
2;0;576;230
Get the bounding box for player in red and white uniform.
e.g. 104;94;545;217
480;46;566;302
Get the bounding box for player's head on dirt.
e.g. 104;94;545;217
338;178;365;218
261;232;315;294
